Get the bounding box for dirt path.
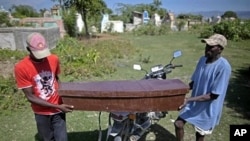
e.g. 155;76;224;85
78;33;119;42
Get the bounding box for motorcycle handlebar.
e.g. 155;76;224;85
173;64;183;67
144;64;183;79
165;64;183;69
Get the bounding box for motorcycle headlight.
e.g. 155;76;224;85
151;65;163;72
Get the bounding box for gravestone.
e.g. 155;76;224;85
44;10;51;18
76;13;84;33
143;10;150;24
101;13;109;33
154;13;161;26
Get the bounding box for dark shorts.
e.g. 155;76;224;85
176;116;186;123
35;112;68;141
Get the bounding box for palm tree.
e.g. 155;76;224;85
153;0;162;9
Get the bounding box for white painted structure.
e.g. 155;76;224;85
101;13;109;33
101;13;124;33
109;21;124;33
154;13;161;26
76;13;84;33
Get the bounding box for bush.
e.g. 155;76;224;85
200;26;214;38
200;20;250;41
62;8;77;37
213;20;241;41
240;21;250;40
53;36;135;81
176;20;186;31
133;22;171;36
0;75;27;115
0;11;11;27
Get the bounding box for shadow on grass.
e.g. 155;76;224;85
34;124;176;141
68;130;103;141
226;65;250;119
35;130;104;141
140;123;176;141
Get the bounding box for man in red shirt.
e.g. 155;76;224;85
14;32;74;141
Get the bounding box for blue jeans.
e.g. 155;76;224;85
35;112;68;141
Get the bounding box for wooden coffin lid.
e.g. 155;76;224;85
59;79;189;98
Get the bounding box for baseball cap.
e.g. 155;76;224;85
26;32;51;59
202;34;227;48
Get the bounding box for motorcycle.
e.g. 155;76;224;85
106;50;183;141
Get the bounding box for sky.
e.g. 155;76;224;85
0;0;250;14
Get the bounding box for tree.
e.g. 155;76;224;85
152;0;162;10
177;14;202;21
54;0;108;36
0;11;11;27
221;11;238;19
115;3;135;23
11;5;39;18
74;0;108;36
51;0;68;11
114;2;167;23
39;8;47;17
62;7;77;37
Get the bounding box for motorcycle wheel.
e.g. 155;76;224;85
114;136;122;141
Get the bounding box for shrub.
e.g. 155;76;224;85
213;20;241;41
200;20;250;41
62;8;77;37
200;26;214;38
53;36;135;81
0;75;27;115
0;11;12;27
133;22;171;36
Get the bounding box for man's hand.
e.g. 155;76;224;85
178;98;188;110
58;104;74;113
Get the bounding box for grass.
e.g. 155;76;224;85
0;32;250;141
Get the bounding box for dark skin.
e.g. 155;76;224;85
175;44;223;141
22;47;74;113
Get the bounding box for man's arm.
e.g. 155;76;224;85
178;93;219;110
189;81;194;90
22;87;58;108
186;93;218;102
22;87;74;112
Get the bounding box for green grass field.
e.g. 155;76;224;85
0;32;250;141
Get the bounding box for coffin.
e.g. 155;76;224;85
59;79;189;112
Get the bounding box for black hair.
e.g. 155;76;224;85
218;45;224;50
26;46;31;52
